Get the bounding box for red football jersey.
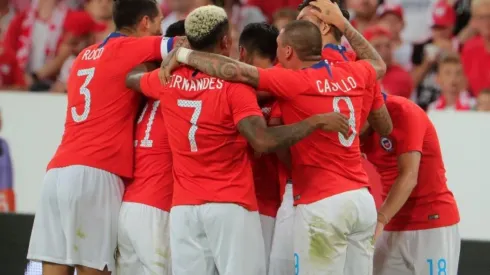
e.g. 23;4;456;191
362;95;460;231
47;33;174;178
140;68;263;211
252;101;281;217
123;99;173;211
321;45;383;129
257;60;376;205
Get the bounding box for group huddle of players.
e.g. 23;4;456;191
25;0;461;275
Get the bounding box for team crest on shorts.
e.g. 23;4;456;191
380;137;393;152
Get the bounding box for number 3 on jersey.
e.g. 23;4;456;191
177;99;202;152
333;96;356;147
71;68;95;122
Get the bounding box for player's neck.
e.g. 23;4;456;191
116;28;139;37
322;35;340;48
252;57;273;69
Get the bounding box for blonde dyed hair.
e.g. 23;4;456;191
185;5;228;41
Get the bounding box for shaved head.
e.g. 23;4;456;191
281;20;322;61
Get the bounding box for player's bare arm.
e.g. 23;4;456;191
159;48;260;88
375;151;421;239
269;117;292;170
309;0;387;79
368;105;393;136
125;63;158;93
238;113;349;153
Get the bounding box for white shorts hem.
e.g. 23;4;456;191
27;255;111;271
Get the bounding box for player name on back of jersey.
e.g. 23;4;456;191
316;76;357;94
170;75;224;91
81;48;104;61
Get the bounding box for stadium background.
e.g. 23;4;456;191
0;0;489;274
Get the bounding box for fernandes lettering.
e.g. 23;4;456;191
316;77;357;94
170;75;224;91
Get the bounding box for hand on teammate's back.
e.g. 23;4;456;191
316;112;350;137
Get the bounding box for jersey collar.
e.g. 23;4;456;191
310;60;333;78
99;32;127;48
323;43;349;62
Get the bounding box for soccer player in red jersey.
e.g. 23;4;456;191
360;94;460;275
298;0;393;136
126;6;350;275
26;0;180;274
116;21;186;275
160;4;388;273
237;22;282;273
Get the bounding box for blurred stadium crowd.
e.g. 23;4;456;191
0;0;489;112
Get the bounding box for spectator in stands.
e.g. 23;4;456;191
245;0;302;21
85;0;113;42
4;0;103;91
50;0;110;94
272;8;298;30
461;0;490;97
411;0;459;110
0;108;14;212
227;0;266;34
161;0;203;35
349;0;378;33
0;0;15;39
476;89;490;111
428;53;474;111
0;41;25;90
377;3;412;71
364;25;413;98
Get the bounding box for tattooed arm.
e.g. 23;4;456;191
340;21;386;79
368;105;393;136
238;113;348;153
172;49;261;88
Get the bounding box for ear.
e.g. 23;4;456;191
221;34;232;51
239;46;246;61
140;15;151;31
285;45;293;60
319;21;332;37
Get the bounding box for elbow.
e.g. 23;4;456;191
402;171;418;189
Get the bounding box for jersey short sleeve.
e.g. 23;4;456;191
257;67;309;100
140;69;162;99
227;83;264;125
371;82;384;112
394;108;426;155
117;36;174;64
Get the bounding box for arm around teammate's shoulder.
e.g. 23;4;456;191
126;65;160;99
237;113;350;153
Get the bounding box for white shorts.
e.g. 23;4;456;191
260;214;275;272
294;188;377;275
117;202;171;275
374;224;461;275
170;203;266;275
27;165;124;272
269;183;295;275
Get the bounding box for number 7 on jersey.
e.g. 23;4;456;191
177;99;202;152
